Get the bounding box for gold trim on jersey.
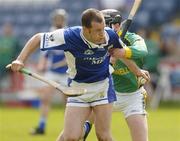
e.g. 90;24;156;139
124;47;132;58
117;30;122;37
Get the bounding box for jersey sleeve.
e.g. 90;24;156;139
112;32;123;49
124;32;148;59
106;28;123;49
40;29;69;51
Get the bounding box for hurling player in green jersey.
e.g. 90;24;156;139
82;9;149;141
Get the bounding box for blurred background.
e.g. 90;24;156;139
0;0;180;141
0;0;180;109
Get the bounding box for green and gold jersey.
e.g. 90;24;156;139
112;31;148;93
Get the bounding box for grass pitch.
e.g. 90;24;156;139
0;105;180;141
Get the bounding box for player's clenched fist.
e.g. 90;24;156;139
139;69;150;82
8;60;24;72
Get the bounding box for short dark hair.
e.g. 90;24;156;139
81;8;104;28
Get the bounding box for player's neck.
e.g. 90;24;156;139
82;30;91;42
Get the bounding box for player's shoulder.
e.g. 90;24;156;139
126;31;143;40
105;27;119;41
64;26;82;39
65;26;82;33
63;26;84;45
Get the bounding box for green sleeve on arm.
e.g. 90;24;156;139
125;32;148;59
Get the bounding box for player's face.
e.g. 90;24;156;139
53;16;65;28
111;23;121;32
87;21;106;44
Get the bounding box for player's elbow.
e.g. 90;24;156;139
139;49;148;58
132;46;148;58
142;46;148;56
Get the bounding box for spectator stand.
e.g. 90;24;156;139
150;59;180;109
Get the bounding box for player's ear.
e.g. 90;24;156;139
83;26;91;34
83;26;87;31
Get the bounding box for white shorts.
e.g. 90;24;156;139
66;77;116;107
113;87;147;118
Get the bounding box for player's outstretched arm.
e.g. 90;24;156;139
109;48;149;81
121;58;150;81
109;48;140;75
9;33;41;72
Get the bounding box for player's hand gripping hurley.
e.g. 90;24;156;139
6;64;87;96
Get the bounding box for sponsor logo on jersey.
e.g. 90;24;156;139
84;49;94;55
45;34;54;42
113;67;130;75
49;34;54;41
45;34;49;41
84;52;108;65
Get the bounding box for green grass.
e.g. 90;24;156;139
0;106;180;141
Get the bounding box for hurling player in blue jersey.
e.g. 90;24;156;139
82;9;149;141
30;9;68;135
9;8;149;141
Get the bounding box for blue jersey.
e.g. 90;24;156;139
44;50;67;73
40;26;122;83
